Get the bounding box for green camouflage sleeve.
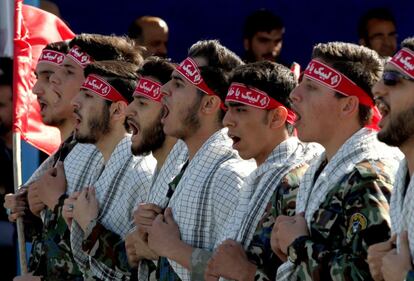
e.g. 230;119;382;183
81;221;131;272
288;163;392;281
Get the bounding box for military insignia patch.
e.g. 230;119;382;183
348;213;367;238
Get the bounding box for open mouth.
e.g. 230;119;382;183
228;133;241;147
161;105;170;123
377;101;390;119
73;110;82;128
38;99;47;113
127;119;140;136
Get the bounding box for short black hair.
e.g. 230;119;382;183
187;40;244;121
358;8;396;40
243;9;284;40
229;61;297;132
43;40;70;54
137;56;174;84
84;60;139;104
70;33;143;65
229;61;296;110
312;42;383;126
0;57;13;86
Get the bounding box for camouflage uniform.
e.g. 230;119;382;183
82;221;130;275
28;195;83;280
28;136;83;280
286;160;395;281
247;164;308;281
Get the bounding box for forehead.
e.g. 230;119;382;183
367;19;396;34
62;56;84;71
253;29;284;40
35;62;59;74
142;23;168;39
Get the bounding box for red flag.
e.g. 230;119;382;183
13;0;75;155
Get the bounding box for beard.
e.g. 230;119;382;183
174;96;202;140
131;111;166;156
75;105;111;144
377;106;414;147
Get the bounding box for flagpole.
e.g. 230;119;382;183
12;0;28;275
13;133;28;275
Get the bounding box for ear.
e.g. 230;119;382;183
200;95;221;115
110;101;128;121
268;107;288;129
340;96;359;118
243;38;250;51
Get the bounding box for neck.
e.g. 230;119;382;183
255;129;290;166
153;136;177;170
95;124;128;163
58;119;75;142
185;121;222;161
400;137;414;177
322;124;362;162
1;130;12;150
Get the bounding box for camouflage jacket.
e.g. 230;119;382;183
247;164;308;281
28;136;82;280
81;220;130;275
287;160;394;281
28;195;83;280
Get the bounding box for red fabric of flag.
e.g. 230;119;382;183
13;0;75;155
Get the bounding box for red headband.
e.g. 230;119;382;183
81;74;127;103
67;45;93;68
176;57;226;110
133;77;163;102
226;82;296;124
304;59;380;130
38;50;65;65
304;59;374;107
390;48;414;79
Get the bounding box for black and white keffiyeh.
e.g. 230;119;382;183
390;159;414;257
221;138;323;250
277;128;403;281
150;128;256;281
138;140;189;281
68;136;156;280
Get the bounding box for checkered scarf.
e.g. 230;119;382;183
277;128;402;281
390;159;414;257
69;136;156;280
158;128;255;281
138;140;189;281
221;138;323;250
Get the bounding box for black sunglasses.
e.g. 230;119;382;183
383;70;414;86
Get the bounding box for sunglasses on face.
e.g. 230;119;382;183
382;70;414;86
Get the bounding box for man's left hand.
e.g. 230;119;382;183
72;187;99;232
382;231;413;281
205;239;256;281
274;213;309;254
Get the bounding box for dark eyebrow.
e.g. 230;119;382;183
34;70;53;78
227;101;247;108
62;63;76;69
171;74;185;83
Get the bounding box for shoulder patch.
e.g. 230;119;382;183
348;213;367;237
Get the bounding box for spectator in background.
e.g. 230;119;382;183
358;7;398;57
128;16;169;58
243;9;285;63
0;56;16;281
